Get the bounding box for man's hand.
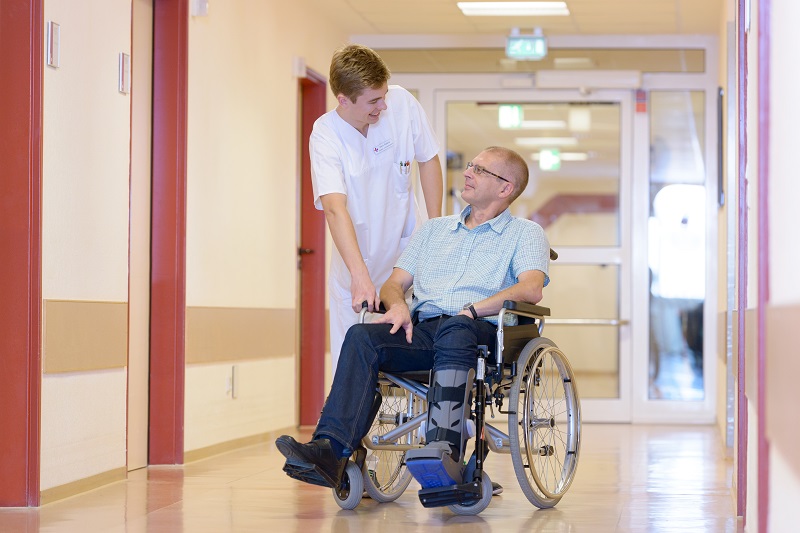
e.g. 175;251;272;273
350;271;379;313
373;302;414;343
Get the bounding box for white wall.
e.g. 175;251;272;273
184;0;349;450
186;0;346;309
41;0;132;491
769;1;800;307
42;0;131;301
40;371;127;490
184;358;295;451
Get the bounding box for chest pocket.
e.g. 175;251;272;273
371;132;413;195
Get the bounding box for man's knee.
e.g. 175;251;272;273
342;323;372;346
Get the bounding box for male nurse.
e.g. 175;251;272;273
310;44;442;371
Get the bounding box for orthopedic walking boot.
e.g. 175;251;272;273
406;367;475;489
275;435;348;488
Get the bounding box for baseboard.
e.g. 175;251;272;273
40;467;127;505
184;432;278;463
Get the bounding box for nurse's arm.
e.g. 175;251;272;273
418;154;443;219
319;192;379;313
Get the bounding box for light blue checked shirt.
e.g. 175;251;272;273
395;205;550;324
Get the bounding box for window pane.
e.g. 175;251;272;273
648;91;706;401
546;264;619;399
446;101;621;247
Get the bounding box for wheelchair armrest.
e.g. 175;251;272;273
502;300;551;317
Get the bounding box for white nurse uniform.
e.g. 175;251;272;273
310;85;439;371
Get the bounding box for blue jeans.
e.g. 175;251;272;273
313;314;498;452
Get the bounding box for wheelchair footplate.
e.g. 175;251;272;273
282;459;334;488
417;479;483;508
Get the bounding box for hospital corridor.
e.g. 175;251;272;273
1;1;798;532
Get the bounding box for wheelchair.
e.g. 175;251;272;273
328;290;582;515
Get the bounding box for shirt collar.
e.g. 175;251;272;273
453;205;513;233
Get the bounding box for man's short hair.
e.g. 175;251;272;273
329;44;391;103
484;146;530;202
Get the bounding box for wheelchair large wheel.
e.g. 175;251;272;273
509;337;581;509
332;461;364;510
362;382;421;502
447;471;493;516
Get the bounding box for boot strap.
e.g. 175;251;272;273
427;384;467;403
425;426;462;446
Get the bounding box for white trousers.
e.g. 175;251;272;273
328;292;364;375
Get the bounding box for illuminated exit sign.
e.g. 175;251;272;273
539;148;561;171
506;35;547;61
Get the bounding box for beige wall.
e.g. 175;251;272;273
41;0;132;491
766;0;800;530
183;0;349;452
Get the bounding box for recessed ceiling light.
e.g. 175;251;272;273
457;2;570;17
515;136;578;147
532;151;589;161
553;57;595;69
520;120;567;130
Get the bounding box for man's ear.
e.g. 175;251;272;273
498;181;514;199
336;93;350;107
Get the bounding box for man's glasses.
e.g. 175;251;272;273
465;161;510;183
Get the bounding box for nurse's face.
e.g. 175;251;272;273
339;83;389;130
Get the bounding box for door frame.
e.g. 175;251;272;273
297;69;328;426
632;74;720;424
149;0;189;465
0;0;44;507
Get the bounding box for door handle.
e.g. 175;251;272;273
545;318;630;326
298;248;314;255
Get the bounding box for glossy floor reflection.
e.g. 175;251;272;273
0;424;742;532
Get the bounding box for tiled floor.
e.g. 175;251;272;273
0;424;742;532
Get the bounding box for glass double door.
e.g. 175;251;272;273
433;86;716;423
437;89;633;422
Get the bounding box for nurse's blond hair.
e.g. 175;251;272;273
329;44;391;103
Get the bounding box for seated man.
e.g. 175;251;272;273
276;146;550;492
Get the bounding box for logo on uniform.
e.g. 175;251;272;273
372;139;393;155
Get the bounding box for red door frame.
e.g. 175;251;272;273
736;1;773;528
736;0;749;520
0;0;44;507
298;70;328;426
149;0;189;464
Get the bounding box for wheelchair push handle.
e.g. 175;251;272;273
358;300;388;324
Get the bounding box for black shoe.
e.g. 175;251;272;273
491;482;503;496
275;435;347;488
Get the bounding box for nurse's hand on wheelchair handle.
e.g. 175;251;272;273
350;271;379;313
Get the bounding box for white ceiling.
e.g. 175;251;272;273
309;0;724;37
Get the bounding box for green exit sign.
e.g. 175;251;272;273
539;148;561;171
506;35;547;61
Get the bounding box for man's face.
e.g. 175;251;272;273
340;83;389;128
461;151;510;205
